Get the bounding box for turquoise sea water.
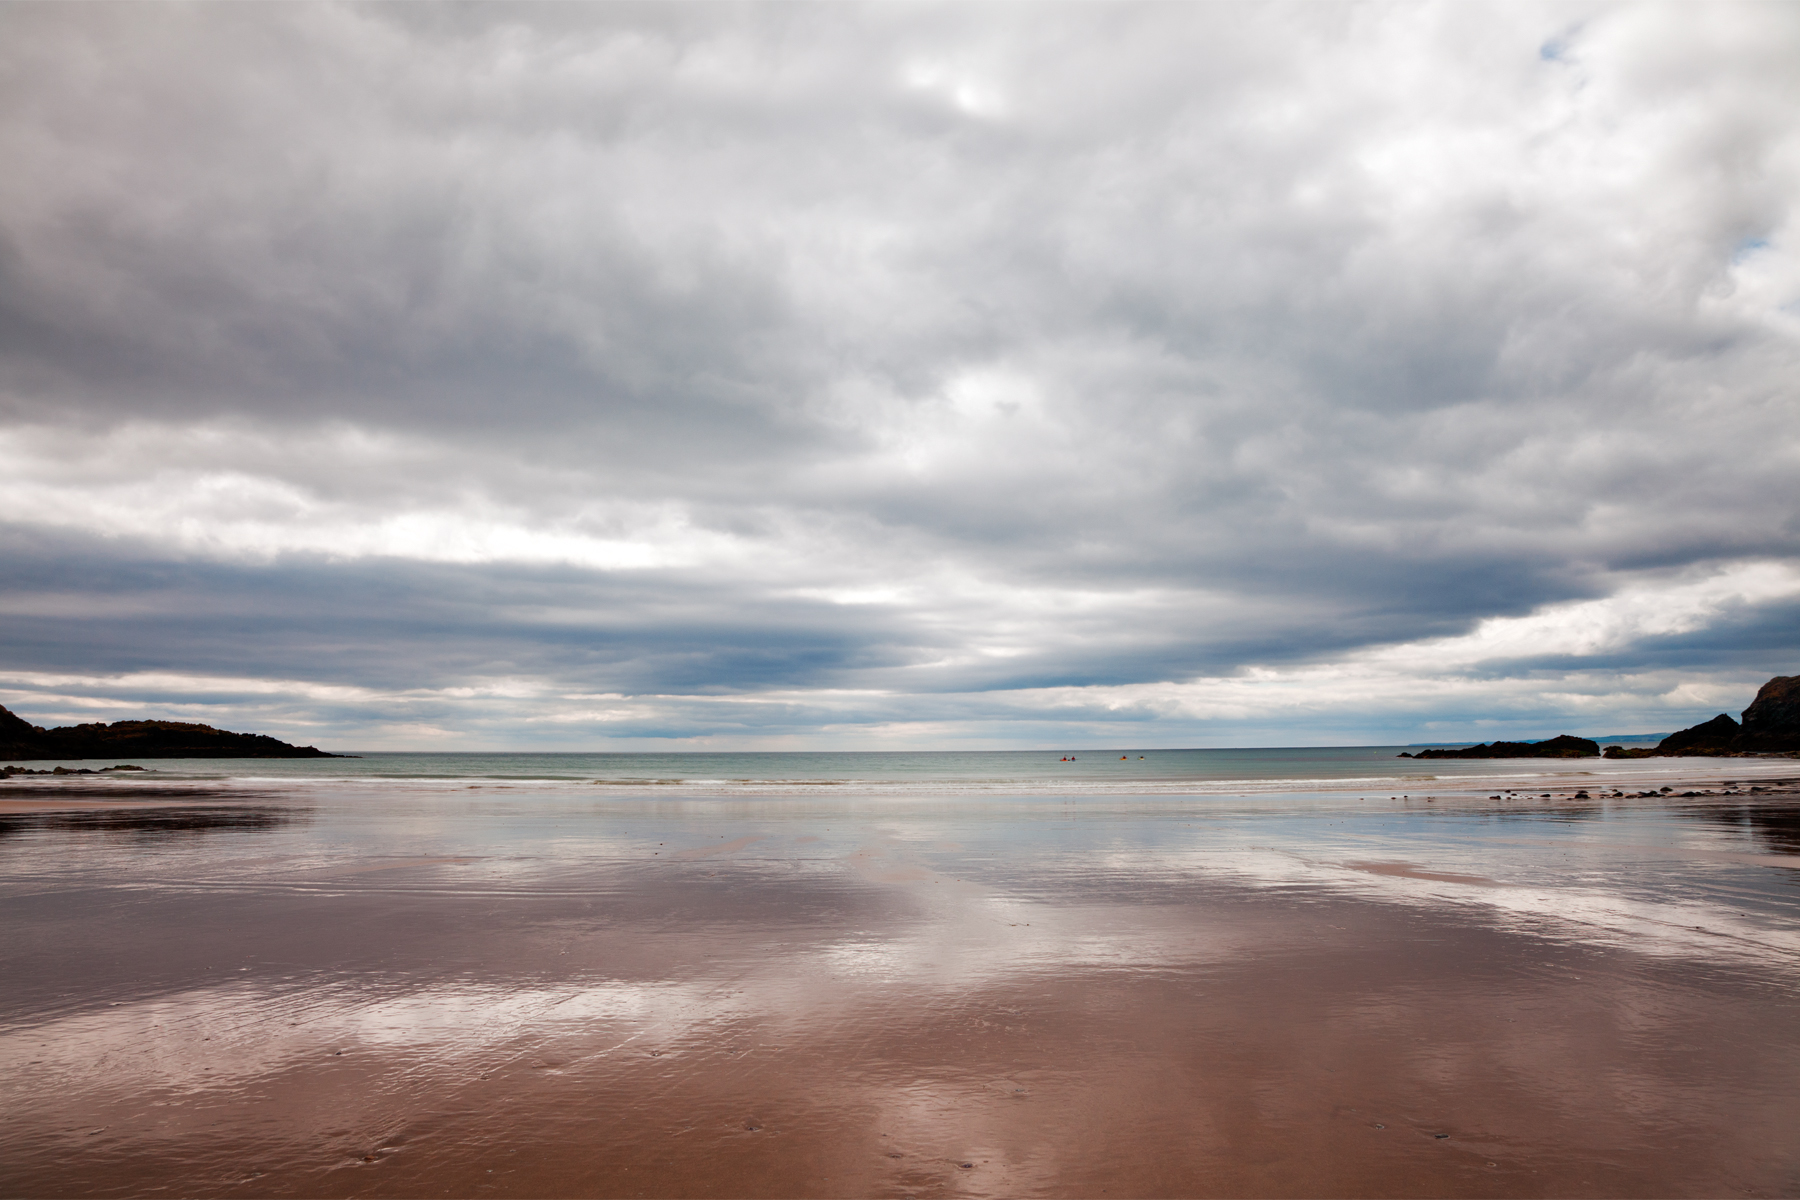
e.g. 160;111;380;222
11;744;1792;796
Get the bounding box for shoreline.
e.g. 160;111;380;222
3;764;1798;814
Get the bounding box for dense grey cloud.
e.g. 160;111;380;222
1;1;1797;748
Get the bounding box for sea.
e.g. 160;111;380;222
11;740;1789;797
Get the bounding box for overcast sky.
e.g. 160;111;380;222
2;1;1797;750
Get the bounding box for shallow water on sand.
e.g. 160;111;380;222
3;780;1798;1197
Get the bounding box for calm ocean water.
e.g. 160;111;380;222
15;742;1788;796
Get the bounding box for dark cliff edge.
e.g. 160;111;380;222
1604;675;1800;759
1401;734;1599;760
0;704;346;761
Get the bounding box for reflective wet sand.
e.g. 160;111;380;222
3;781;1799;1197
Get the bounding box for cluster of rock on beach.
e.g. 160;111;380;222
1399;675;1800;760
1480;781;1791;801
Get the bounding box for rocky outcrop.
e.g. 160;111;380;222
1614;676;1800;758
1601;745;1656;759
1404;734;1598;760
1654;713;1741;756
1737;675;1800;752
0;704;48;760
0;705;343;761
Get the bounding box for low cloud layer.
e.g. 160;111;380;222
2;1;1797;748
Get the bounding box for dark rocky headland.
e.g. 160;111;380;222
1;704;344;761
1398;675;1800;760
1401;734;1599;760
1604;674;1800;759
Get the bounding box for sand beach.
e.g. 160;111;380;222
2;759;1797;1198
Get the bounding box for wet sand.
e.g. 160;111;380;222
2;776;1798;1197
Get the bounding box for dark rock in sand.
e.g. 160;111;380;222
1410;734;1598;760
0;703;345;761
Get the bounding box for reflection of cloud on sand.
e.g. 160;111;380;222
7;789;1800;1193
1092;838;1800;969
0;978;699;1102
0;863;1258;1117
6;805;1800;1197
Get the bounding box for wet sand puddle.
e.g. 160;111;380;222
1;784;1798;1197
